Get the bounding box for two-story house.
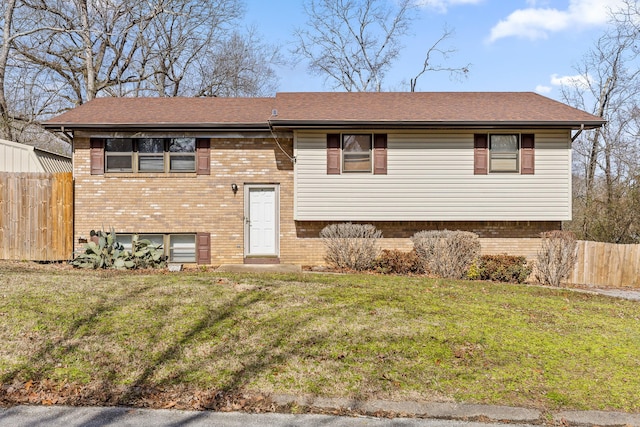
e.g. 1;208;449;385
44;92;605;266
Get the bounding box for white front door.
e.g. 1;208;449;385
245;185;279;256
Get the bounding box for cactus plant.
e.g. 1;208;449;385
71;229;167;270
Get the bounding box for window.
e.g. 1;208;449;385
116;234;133;252
474;133;535;175
169;138;196;172
169;234;196;262
490;134;519;173
105;139;133;172
327;133;386;175
115;233;196;263
116;234;164;251
104;138;196;173
342;134;372;173
143;234;165;249
138;139;165;172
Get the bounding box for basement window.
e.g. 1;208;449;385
169;234;196;263
116;233;194;262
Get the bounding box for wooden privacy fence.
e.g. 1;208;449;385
0;172;73;261
569;240;640;288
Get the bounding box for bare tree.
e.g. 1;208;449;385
0;0;17;140
562;0;640;243
409;26;470;92
8;0;278;107
0;0;50;140
141;0;243;97
293;0;469;92
12;0;165;106
195;29;281;97
293;0;415;91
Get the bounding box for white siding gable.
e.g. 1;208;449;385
294;130;572;221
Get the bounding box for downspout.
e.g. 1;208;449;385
267;113;296;164
60;125;73;142
571;124;585;142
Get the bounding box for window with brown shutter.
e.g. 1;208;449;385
475;133;535;175
342;134;372;172
327;133;341;174
196;232;211;265
489;134;519;172
474;134;488;175
521;133;535;174
196;138;211;175
90;138;105;175
373;134;387;175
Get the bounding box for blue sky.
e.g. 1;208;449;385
244;0;622;100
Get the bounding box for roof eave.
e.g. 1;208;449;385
43;120;606;132
42;122;272;131
268;120;606;130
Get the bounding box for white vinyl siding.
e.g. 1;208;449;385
294;130;572;221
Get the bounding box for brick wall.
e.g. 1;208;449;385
293;221;557;265
74;135;297;265
74;135;555;265
295;220;558;239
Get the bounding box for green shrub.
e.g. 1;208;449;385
467;259;482;280
373;249;424;275
473;254;532;284
411;230;480;279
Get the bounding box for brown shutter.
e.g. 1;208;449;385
196;232;211;265
521;133;535;175
327;133;340;174
474;134;488;175
90;138;104;175
196;138;210;175
373;134;387;175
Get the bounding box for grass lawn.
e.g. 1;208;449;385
0;261;639;413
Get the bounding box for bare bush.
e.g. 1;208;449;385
320;223;382;270
411;230;480;279
535;230;578;286
373;249;424;275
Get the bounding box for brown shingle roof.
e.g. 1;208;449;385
273;92;604;126
45;97;275;128
44;92;605;130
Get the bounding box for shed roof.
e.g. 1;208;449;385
0;139;71;173
44;92;605;131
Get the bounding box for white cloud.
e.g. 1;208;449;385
417;0;483;13
535;84;552;94
488;0;625;42
550;73;591;88
535;73;591;95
